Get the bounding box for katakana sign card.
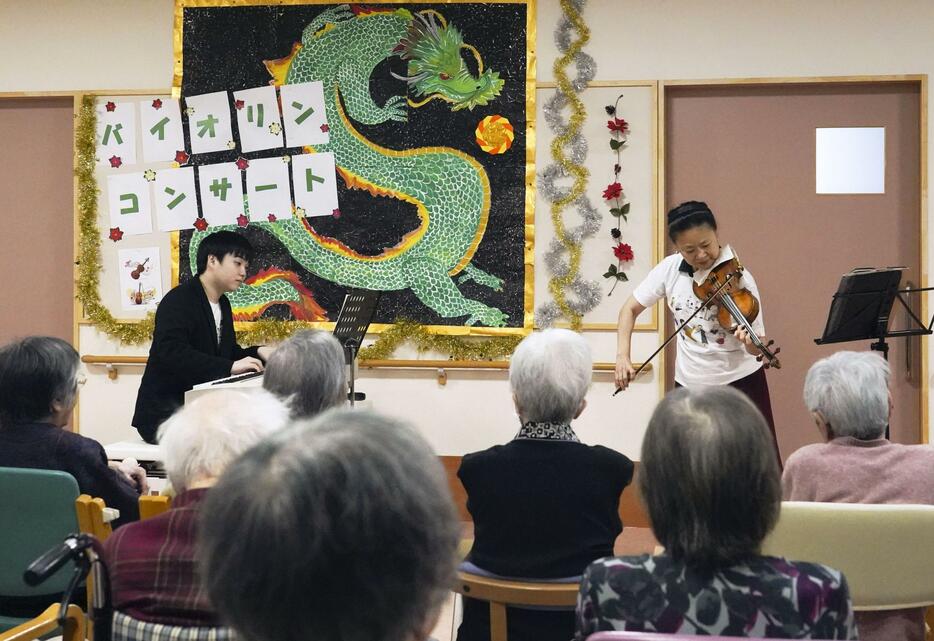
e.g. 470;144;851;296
153;167;198;232
197;162;244;227
246;156;293;222
117;246;163;311
291;152;338;217
233;85;284;153
279;81;329;148
139;97;185;163
96;100;138;168
106;172;152;236
185;91;234;155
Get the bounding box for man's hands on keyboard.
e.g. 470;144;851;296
231;356;264;375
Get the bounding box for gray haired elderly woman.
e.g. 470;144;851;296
262;329;347;418
784;350;934;641
576;386;857;639
198;409;460;641
456;328;634;641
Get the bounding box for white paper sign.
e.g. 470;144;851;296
96;100;138;168
153;167;198;231
139;97;185;163
279;81;329;147
291;152;339;217
185;91;235;155
233;86;285;153
246;157;293;222
117;247;163;311
197;163;244;227
106;172;152;236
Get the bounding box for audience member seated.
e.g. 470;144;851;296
104;389;288;627
457;329;634;641
576;386;857;639
784;350;934;641
0;336;145;527
199;409;460;641
261;329;347;418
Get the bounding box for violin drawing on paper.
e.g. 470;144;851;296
130;258;150;280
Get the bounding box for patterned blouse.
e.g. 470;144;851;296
576;554;857;639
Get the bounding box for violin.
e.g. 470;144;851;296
130;258;150;280
693;256;781;369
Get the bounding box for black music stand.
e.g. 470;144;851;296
332;289;381;407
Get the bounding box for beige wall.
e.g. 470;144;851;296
2;1;931;453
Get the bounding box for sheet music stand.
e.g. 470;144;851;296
332;289;381;407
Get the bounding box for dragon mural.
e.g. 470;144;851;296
186;4;517;327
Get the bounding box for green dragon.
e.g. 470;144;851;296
188;4;511;327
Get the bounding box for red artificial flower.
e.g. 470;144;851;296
105;101;116;112
152;99;163;110
267;213;277;222
108;155;122;168
235;157;250;170
603;182;623;200
237;214;249;228
193;217;208;231
108;227;124;242
613;242;634;262
174;150;190;164
320;123;330;133
332;208;341;219
235;99;245;110
607;117;629;134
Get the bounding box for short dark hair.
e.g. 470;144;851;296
195;231;254;275
0;336;80;427
199;409;460;641
639;386;780;573
667;200;717;242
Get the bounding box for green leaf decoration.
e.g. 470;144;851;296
621;202;631;214
616;273;629;281
609;207;623;217
609;139;622;150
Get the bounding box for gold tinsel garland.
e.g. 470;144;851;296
75;94;522;358
547;0;591;330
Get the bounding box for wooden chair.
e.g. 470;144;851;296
139;494;172;520
454;571;580;641
75;494;113;541
0;604;85;641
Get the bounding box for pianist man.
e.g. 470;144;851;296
132;231;275;443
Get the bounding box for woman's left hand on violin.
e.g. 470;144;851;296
733;326;766;356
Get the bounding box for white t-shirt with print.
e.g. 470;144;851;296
209;300;222;345
632;245;765;387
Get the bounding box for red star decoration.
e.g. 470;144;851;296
108;227;124;242
332;208;341;219
267;213;277;222
320;123;330;133
105;101;116;112
174;150;190;164
237;214;250;228
235;157;250;171
108;155;122;168
193;217;208;231
152;99;163;110
235;99;245;110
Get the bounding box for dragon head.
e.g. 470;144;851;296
394;11;504;111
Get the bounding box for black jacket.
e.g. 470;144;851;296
456;438;634;641
132;278;258;443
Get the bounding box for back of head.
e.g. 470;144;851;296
666;200;717;242
262;329;347;419
804;350;889;440
640;386;780;573
509;328;592;424
195;230;254;275
0;336;79;427
199;409;460;641
158;389;289;492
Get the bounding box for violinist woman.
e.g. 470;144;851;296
615;201;780;461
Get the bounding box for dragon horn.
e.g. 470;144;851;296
391;70;431;84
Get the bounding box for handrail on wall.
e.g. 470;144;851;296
80;354;650;385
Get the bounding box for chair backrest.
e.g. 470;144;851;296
761;501;934;610
75;495;113;541
139;494;172;520
0;467;80;597
0;604;85;641
454;571;579;641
